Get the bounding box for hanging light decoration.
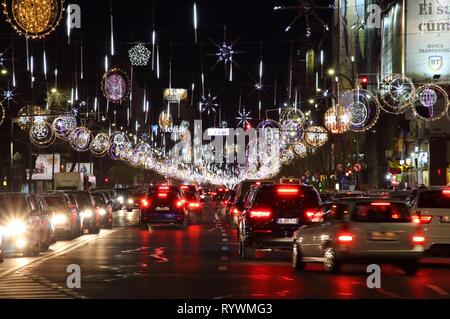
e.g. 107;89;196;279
109;131;129;145
379;74;415;114
69;127;93;152
340;89;380;132
128;43;151;66
413;84;449;122
17;105;47;131
30;121;55;148
101;68;130;103
158;111;173;132
304;126;328;148
281;119;304;144
90;133;110;157
52;114;77;140
280;148;295;164
3;0;65;39
280;107;306;125
293;142;308;159
324;104;350;134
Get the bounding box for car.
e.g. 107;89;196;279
325;191;364;203
212;188;227;202
408;187;450;256
0;193;42;257
92;192;113;229
180;185;204;222
221;190;236;222
30;193;57;251
126;190;146;212
238;184;322;260
66;191;100;235
139;185;190;228
292;198;426;275
37;193;81;240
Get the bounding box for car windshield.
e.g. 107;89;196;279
352;202;411;223
43;197;67;211
0;195;30;217
75;193;92;208
93;194;106;205
417;191;450;209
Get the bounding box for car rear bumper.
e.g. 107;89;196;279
335;248;424;261
140;212;185;225
250;233;293;249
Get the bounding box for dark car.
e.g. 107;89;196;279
238;184;322;260
37;193;81;240
126;189;146;212
66;191;100;234
30;193;56;251
181;186;204;223
139;185;189;228
92;192;113;229
0;193;42;257
221;189;236;222
292;199;425;274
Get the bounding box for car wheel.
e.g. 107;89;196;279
402;262;419;276
323;247;341;273
292;243;304;271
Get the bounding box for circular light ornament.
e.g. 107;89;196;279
128;43;151;66
3;0;64;39
413;84;449;122
30;122;55;148
293;142;308;159
69;127;93;152
52;114;77;140
340;89;380;132
280;107;306;125
17;105;47;131
109;131;129;145
258;119;281;145
280;148;295;164
324;104;350;134
379;74;415;114
90;133;110;157
158;111;173;132
101;68;130;103
108;143;124;161
304;126;328;148
281;119;304;144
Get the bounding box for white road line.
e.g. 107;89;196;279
221;246;229;251
222;238;229;242
220;256;229;261
427;285;449;296
214;214;220;221
218;266;228;272
221;233;227;237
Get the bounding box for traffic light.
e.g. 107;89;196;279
104;176;109;184
359;76;369;89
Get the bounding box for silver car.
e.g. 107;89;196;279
292;198;425;275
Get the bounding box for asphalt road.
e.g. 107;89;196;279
1;201;450;299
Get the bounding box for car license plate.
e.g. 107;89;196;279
164;213;175;218
369;232;397;241
277;218;298;225
440;216;450;223
156;207;170;211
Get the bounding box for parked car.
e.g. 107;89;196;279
37;193;81;240
408;187;450;256
0;193;42;257
292;198;425;275
139;185;189;228
92;192;113;229
238;184;322;260
30;193;56;251
66;191;100;234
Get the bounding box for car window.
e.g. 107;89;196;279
417;191;450;209
43;197;67;211
323;204;347;222
352;202;412;223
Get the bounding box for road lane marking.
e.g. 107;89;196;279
221;233;227;237
214;213;220;221
427;285;449;296
218;266;228;272
222;238;229;242
220;256;229;261
376;289;400;299
221;246;229;251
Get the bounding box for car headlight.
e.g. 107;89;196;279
127;198;134;204
81;210;93;218
53;214;68;225
0;220;27;236
98;208;107;216
117;196;124;204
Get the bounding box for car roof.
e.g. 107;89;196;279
325;197;407;204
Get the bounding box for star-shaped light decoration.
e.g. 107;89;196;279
235;109;253;127
2;88;16;103
208;28;243;80
201;92;219;115
274;0;333;37
140;133;151;143
220;121;228;128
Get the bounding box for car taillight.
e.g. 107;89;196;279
232;208;240;216
371;202;391;206
158;193;168;198
442;189;450;196
413;212;433;224
277;187;299;195
140;197;150;208
337;234;353;243
249;209;272;219
305;210;315;219
176;199;186;208
159;186;170;191
412;235;426;244
189;202;200;208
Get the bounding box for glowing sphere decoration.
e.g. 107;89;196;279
257;119;281;145
280;148;295;164
90;133;110;157
158;111;173;132
108;143;123;161
17;105;47;131
413;84;449;122
293;142;308;159
101;68;130;103
340;89;380;132
30;122;55;148
109;131;129;145
3;0;64;39
128;43;151;66
52;115;77;140
324;104;350;134
281;119;304;144
379;74;415;114
280;107;306;125
304;126;329;148
69;127;93;152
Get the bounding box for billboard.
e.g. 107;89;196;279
406;0;450;80
66;163;93;175
32;154;61;180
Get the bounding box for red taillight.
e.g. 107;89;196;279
140;197;150;208
189;202;200;208
371;202;391;206
277;187;299;195
158;193;168;198
305;210;315;219
232;208;240;216
159;186;170;191
443;190;450;196
211;192;217;196
412;235;426;244
338;234;353;242
413;212;433;224
181;186;189;190
249;210;272;219
176;199;186;208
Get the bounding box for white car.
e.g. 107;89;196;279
409;187;450;255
